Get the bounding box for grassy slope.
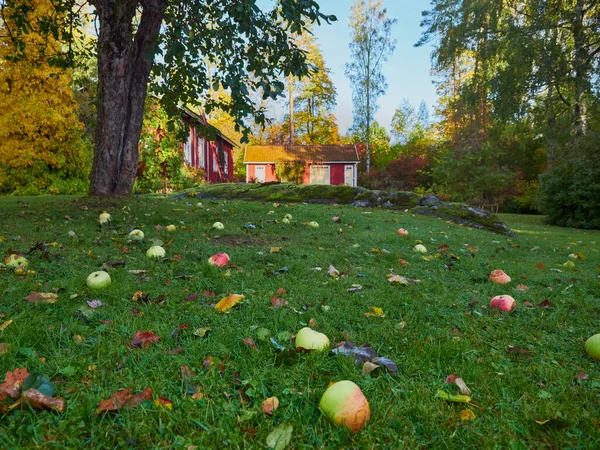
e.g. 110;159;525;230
0;197;599;449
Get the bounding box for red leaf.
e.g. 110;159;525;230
242;338;259;352
202;290;215;298
270;296;288;308
276;287;287;296
438;244;449;252
96;387;153;413
130;330;160;348
537;300;554;308
185;293;200;302
574;373;589;381
0;368;29;399
536;262;545;269
121;246;130;254
98;320;113;325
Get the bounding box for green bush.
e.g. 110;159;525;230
539;133;600;229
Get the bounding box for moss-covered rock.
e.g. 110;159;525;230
174;183;516;236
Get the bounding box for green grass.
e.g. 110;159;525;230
0;196;599;449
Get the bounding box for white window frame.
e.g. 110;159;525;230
198;137;205;169
212;148;218;172
183;129;192;164
223;151;228;175
344;165;355;187
309;165;330;185
254;165;266;182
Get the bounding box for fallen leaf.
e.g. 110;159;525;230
97;387;153;413
536;262;545;269
398;258;411;266
261;396;280;415
361;361;380;375
23;292;58;304
269;247;281;253
0;368;29;399
328;265;340;278
438;244;449;252
387;274;421;285
242;338;259;352
507;346;531;356
331;341;376;363
436;390;471;403
154;396;173;410
537;300;554;308
371;356;399;376
446;375;471;395
0;343;10;356
21;388;66;413
193;328;211;338
185;293;200;302
270;296;288;308
202;290;216;297
130;330;160;348
365;306;384;318
202;356;214;368
459;409;475;421
87;299;103;309
347;284;363;293
266;423;293;450
276;287;287;296
215;294;244;312
574;373;589;381
517;284;530;292
180;365;194;379
101;259;125;268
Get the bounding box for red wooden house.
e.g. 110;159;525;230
181;108;238;183
244;145;359;186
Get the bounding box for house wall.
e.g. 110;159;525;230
246;163;277;182
246;162;356;186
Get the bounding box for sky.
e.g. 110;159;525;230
264;0;439;135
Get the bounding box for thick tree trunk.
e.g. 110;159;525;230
89;0;166;196
572;0;588;137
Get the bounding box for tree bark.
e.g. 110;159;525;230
89;0;167;196
572;0;588;137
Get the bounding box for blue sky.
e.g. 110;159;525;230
262;0;438;135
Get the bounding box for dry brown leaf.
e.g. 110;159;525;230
517;284;530;292
242;338;259;352
23;292;59;304
0;368;29;399
276;288;287;296
21;388;66;413
0;343;10;356
215;294;244;312
180;365;194;379
261;396;280;415
328;265;340;278
130;330;160;348
96;387;153;413
361;361;380;375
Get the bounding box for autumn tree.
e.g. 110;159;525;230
345;0;396;175
0;0;88;195
1;0;336;196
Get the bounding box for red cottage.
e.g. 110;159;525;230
244;145;359;186
180;108;238;183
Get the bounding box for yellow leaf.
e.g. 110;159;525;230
436;390;471;403
460;409;475;421
364;306;384;318
269;247;281;253
0;319;14;331
215;294;244;312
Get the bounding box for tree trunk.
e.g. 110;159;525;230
572;0;588;137
288;75;295;145
89;0;167;196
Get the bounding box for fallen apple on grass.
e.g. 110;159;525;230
128;229;144;241
585;334;600;360
5;254;29;268
213;222;224;230
490;295;516;312
307;221;319;228
489;269;511;284
98;212;111;224
165;225;176;232
319;380;370;433
146;246;166;259
281;217;290;224
284;214;293;221
397;228;409;236
87;271;111;289
413;244;427;253
208;253;230;268
295;327;330;351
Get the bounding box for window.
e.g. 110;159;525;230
183;129;192;164
223;151;228;175
212;149;218;172
310;165;330;185
198;138;205;168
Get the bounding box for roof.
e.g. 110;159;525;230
244;145;359;163
182;107;239;148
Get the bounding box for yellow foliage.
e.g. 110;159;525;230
0;0;89;194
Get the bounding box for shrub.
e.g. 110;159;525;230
385;155;431;190
539;134;600;229
274;161;306;184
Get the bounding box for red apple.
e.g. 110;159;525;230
490;295;516;312
489;269;511;284
319;381;370;433
397;228;409;236
208;253;230;268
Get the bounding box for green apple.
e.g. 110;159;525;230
319;380;370;433
585;334;600;360
295;327;329;351
165;225;176;232
128;229;144;241
146;246;166;258
281;217;290;224
87;271;111;289
308;221;319;228
284;214;293;220
98;211;111;224
5;254;29;268
213;222;224;230
413;244;427;253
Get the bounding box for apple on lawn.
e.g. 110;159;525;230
490;295;516;312
281;217;290;224
319;380;370;433
489;269;511;284
413;244;427;253
284;214;292;221
397;228;409;236
87;271;111;289
5;254;29;268
308;221;319;228
98;211;111;224
585;334;600;360
165;225;176;232
146;246;166;258
213;222;224;230
208;253;230;268
128;229;144;241
295;327;329;351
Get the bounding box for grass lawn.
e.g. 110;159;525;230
1;195;599;449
